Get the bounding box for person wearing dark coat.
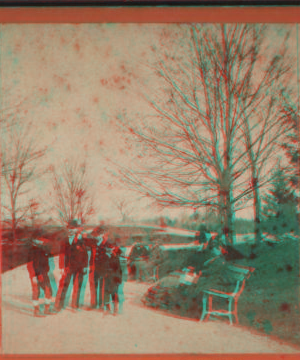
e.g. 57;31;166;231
103;246;123;315
54;220;89;312
195;224;210;244
89;226;112;310
174;239;235;314
150;240;164;281
27;235;54;316
130;243;150;282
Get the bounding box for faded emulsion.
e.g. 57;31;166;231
1;23;299;354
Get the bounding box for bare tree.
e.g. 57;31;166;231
233;27;292;243
51;160;95;225
27;197;50;227
280;92;300;191
113;24;292;244
1;120;48;242
113;198;134;223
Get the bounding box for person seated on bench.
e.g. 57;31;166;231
186;234;226;274
194;224;210;245
167;238;235;316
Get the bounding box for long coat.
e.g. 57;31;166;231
151;244;164;265
59;238;88;272
90;241;113;275
28;246;50;277
105;252;123;290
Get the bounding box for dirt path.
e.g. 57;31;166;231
2;259;299;354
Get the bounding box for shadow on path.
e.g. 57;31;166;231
2;299;33;317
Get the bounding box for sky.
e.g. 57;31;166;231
0;23;298;224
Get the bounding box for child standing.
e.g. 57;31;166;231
104;246;123;315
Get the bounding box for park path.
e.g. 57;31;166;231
1;258;299;354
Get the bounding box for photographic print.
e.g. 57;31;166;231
1;8;299;355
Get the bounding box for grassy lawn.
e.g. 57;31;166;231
234;237;300;346
159;235;300;347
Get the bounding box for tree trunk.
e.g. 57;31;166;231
227;198;235;245
11;209;17;269
252;178;262;244
12;217;16;242
219;187;235;245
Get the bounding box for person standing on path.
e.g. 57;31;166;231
89;226;112;310
130;242;151;282
54;219;88;312
103;245;123;315
27;232;55;317
150;240;164;282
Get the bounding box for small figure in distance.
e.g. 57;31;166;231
150;239;164;282
130;242;151;282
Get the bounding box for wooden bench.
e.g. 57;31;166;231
200;264;255;325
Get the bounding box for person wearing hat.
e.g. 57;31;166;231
130;242;151;282
103;245;123;315
89;225;112;310
27;232;54;317
150;239;164;282
54;219;88;312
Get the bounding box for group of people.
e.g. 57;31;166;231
27;220;123;317
27;221;218;318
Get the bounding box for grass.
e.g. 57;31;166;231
149;235;300;347
234;238;300;346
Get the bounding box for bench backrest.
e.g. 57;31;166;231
226;264;255;295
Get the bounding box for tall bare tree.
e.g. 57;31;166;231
51;160;95;225
114;24;292;244
233;27;292;243
1;120;48;241
280;92;300;191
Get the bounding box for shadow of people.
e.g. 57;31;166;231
2;298;36;317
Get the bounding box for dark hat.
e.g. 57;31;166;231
113;246;122;255
105;241;114;249
31;228;44;239
67;219;82;229
91;225;107;236
198;224;208;232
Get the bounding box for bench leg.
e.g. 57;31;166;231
233;298;239;325
228;298;234;325
200;294;208;322
208;295;212;313
228;297;240;325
